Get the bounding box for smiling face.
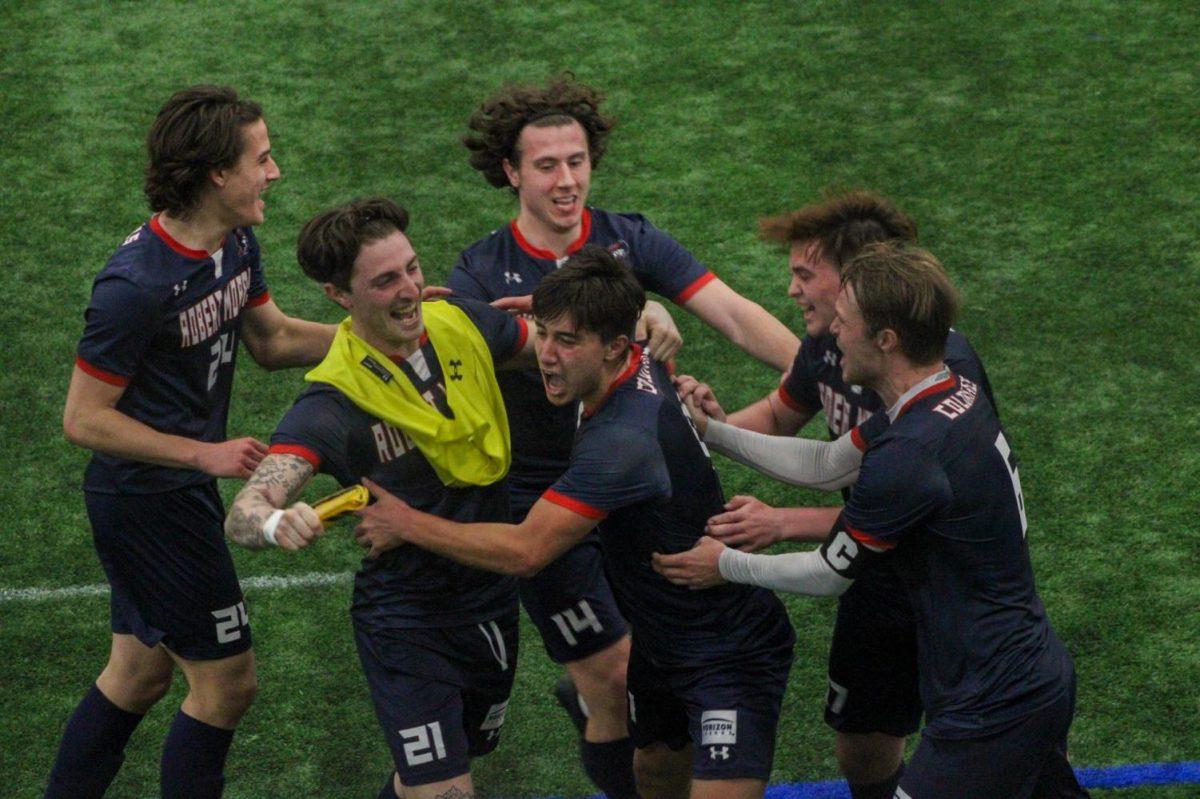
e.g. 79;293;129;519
504;120;591;242
830;283;885;389
326;230;426;357
786;239;843;338
534;312;625;408
211;118;280;228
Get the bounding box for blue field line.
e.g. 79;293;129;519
566;760;1200;798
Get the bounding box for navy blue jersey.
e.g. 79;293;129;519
545;346;794;670
76;216;269;493
448;209;714;505
780;329;996;438
270;298;526;630
843;370;1073;739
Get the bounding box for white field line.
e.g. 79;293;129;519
0;571;352;603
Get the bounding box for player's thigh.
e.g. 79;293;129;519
354;615;517;786
86;485;252;661
825;567;921;738
518;532;628;663
634;741;693;799
399;771;476;799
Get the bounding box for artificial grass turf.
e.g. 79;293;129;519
2;1;1196;796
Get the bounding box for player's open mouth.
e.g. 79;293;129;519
390;306;420;327
553;196;577;210
541;371;566;396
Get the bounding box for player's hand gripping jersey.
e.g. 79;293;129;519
449;209;715;509
543;345;794;669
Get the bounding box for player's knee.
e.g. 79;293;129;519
834;732;904;783
99;652;174;711
570;643;630;713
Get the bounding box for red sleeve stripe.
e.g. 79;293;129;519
672;270;717;304
268;443;322;469
542;489;608;520
75;356;129;387
246;291;271;308
850;426;868;452
510;316;529;358
776;384;804;413
845;523;896;551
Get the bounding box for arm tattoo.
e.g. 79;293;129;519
225;453;314;549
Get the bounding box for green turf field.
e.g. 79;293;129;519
2;1;1197;797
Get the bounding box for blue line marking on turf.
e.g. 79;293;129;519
575;761;1200;798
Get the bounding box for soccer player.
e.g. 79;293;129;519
48;85;334;799
356;247;796;799
674;191;995;799
225;197;536;799
447;74;799;798
654;242;1090;799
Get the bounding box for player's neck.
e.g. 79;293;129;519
514;212;581;258
876;360;944;408
581;346;636;410
157;209;231;255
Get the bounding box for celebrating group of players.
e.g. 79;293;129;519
46;75;1092;799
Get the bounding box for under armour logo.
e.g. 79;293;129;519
709;746;730;760
503;271;522;284
823;350;839;367
173;280;188;296
448;360;463;381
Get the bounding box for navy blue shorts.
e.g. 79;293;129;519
898;676;1089;799
516;507;628;663
86;483;250;661
825;561;922;737
353;611;519;786
626;637;790;781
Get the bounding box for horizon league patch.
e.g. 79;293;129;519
700;709;737;745
607;240;630;260
480;700;509;732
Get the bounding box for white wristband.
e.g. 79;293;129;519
262;509;285;547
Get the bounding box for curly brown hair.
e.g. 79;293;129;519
758;189;917;271
463;73;616;191
143;85;263;218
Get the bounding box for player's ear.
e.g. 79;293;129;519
603;334;630;363
502;157;520;190
323;282;352;311
875;327;900;354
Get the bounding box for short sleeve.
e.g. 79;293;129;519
447;255;494;302
450;297;527;364
544;424;671;518
778;340;820;415
842;436;950;547
75;274;162;385
269;390;349;477
242;228;269;304
621;215;714;303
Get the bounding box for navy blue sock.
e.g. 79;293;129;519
580;737;640;799
848;760;905;799
45;683;144;799
160;710;236;799
377;772;401;799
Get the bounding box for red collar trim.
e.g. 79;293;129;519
149;214;214;260
510;209;592;261
582;343;643;419
895;372;958;419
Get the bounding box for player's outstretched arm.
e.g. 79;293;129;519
240;299;336;371
681;278;799;372
63;366;267;477
226;453;320;550
354;478;597;574
725;389;814;436
639;300;683;362
705;497;842;550
703;420;863;490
